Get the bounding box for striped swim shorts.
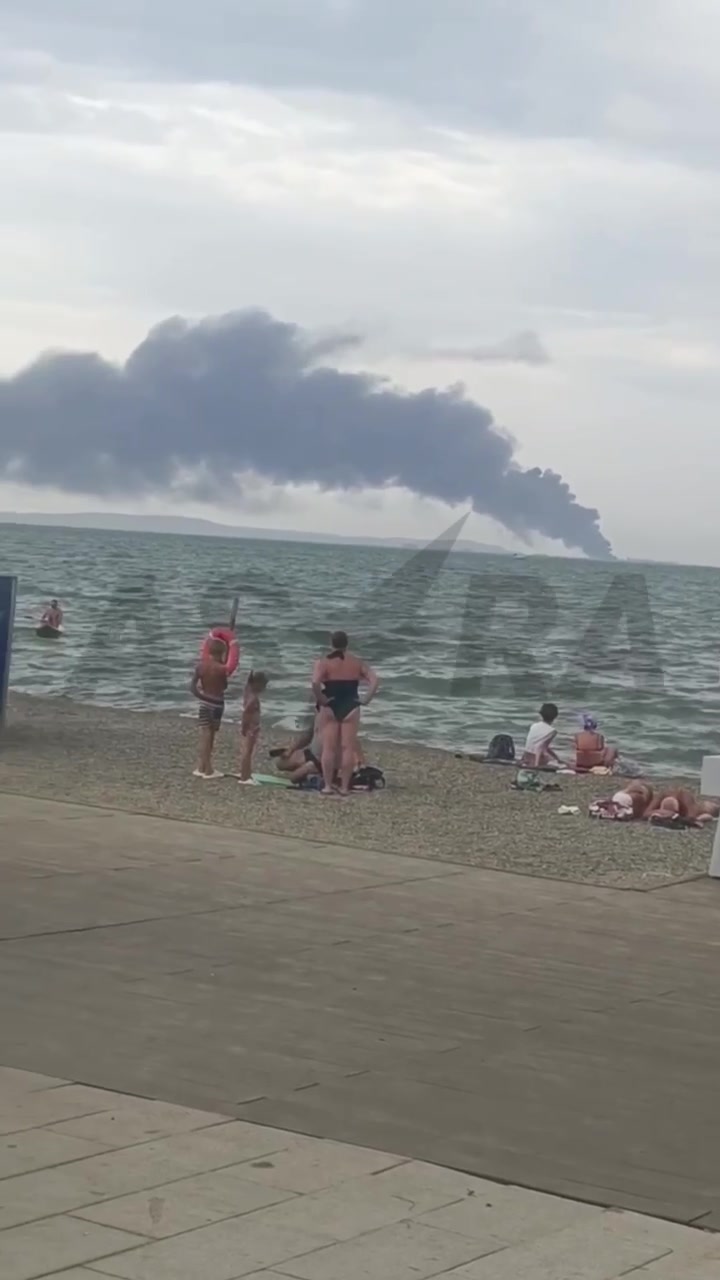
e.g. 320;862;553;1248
198;701;224;729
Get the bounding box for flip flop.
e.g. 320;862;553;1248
192;770;225;780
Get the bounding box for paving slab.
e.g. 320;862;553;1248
216;1133;405;1193
47;1099;230;1148
85;1213;332;1280
0;1128;111;1179
3;794;720;1228
442;1212;712;1278
275;1219;504;1280
0;1122;290;1230
0;1069;715;1280
0;1214;148;1280
72;1166;296;1238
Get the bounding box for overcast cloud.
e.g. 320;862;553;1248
0;1;718;561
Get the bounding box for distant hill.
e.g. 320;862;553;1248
0;511;511;556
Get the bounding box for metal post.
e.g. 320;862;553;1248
0;576;17;728
700;755;720;878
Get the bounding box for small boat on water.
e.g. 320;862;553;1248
35;624;64;640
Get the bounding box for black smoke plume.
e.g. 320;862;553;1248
0;309;612;557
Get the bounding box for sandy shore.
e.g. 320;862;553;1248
0;692;713;889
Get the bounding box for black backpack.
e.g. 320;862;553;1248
486;733;516;763
351;765;386;791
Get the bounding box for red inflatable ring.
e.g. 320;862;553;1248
200;627;240;676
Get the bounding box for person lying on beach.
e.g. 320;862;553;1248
312;630;379;797
521;704;562;769
574;715;618;773
643;787;720;826
191;638;232;779
238;670;269;785
590;782;654;820
41;599;63;630
272;703;368;781
591;782;720;825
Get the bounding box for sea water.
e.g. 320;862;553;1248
2;523;719;776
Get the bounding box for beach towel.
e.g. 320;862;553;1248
648;812;700;830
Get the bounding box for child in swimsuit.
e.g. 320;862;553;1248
191;639;231;779
238;670;269;785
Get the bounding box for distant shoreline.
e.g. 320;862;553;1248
0;512;513;557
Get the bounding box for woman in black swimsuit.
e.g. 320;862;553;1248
312;631;379;796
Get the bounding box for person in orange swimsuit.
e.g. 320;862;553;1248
574;715;618;772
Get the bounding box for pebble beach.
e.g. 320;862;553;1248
0;692;713;890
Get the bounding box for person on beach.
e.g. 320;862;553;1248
273;709;368;786
201;623;240;672
592;781;654;820
41;599;63;630
238;670;269;785
312;631;379;796
574;714;618;773
592;781;720;824
273;710;324;785
643;787;720;826
521;703;562;769
191;638;233;779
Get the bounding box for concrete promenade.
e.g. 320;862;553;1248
3;791;720;1274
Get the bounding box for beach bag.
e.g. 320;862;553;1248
486;734;515;763
512;769;561;793
351;766;386;791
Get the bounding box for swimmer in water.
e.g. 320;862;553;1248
190;638;232;779
41;599;63;630
312;631;379;797
238;670;269;785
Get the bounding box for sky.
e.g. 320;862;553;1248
0;0;718;562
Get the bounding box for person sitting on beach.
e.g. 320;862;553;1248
521;703;562;769
312;630;379;797
274;709;367;787
273;713;322;785
238;670;269;785
41;599;63;630
191;638;232;779
574;715;618;773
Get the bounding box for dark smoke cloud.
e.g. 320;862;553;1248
0;309;612;557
